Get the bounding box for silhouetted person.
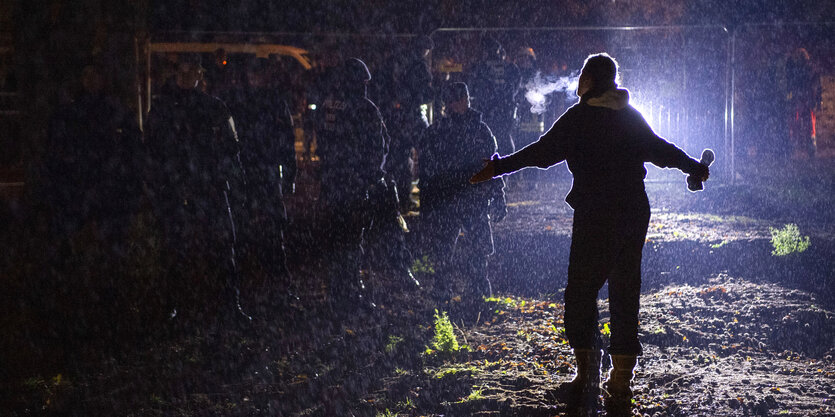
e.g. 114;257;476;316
230;57;297;304
144;53;246;324
471;53;710;412
37;60;144;360
315;58;387;312
373;35;434;211
304;46;343;162
421;82;506;303
42;62;143;245
468;37;521;156
785;48;820;160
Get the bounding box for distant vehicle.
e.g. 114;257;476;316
148;42;312;70
141;33;312;108
140;36;313;157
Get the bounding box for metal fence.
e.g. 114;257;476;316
730;22;835;176
430;26;732;182
135;24;835;184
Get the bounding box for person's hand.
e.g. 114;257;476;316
470;159;496;184
692;163;710;182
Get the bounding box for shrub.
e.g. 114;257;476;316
770;224;811;256
431;309;459;353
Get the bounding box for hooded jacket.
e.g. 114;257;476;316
494;88;701;209
145;87;244;212
316;82;387;203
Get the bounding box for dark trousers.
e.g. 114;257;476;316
241;182;291;280
386;109;425;209
156;200;237;319
564;195;650;356
422;198;494;297
320;197;367;301
363;189;413;276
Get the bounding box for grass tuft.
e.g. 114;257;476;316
385;335;404;353
460;386;485;402
411;255;436;274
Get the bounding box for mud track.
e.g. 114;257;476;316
5;180;835;416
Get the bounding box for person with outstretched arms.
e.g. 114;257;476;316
471;53;710;412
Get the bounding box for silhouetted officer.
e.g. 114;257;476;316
785;48;820;159
230;57;297;302
144;53;246;323
30;61;147;361
373;35;434;211
315;58;387;311
42;62;143;243
421;82;506;302
468;37;521;156
471;53;709;412
303;46;343;162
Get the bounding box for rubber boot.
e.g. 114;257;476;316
604;354;637;398
604;354;637;416
566;348;601;406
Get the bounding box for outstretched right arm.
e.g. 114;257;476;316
471;107;576;183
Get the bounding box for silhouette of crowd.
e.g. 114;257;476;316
32;37;533;330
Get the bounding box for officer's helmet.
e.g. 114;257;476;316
414;35;434;52
344;58;371;84
481;37;505;59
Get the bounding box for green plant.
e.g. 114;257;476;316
710;240;729;249
411;255;436;274
23;376;46;389
601;322;611;336
433;364;479;379
770;223;811;256
395;397;415;410
460;386;485;402
431;309;459;353
385;335;404;353
376;409;397;417
484;296;517;309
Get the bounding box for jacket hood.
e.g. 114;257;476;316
585;88;630;110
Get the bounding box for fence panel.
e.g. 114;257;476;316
732;23;835;170
431;27;730;182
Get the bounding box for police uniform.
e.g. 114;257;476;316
229;83;297;289
145;85;245;316
315;59;387;305
374;45;434;210
421;86;506;299
44;92;142;240
468;41;521;156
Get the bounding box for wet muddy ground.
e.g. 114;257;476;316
4;173;835;416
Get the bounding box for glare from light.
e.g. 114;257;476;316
630;99;653;126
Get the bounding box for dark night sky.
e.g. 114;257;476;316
148;0;835;34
